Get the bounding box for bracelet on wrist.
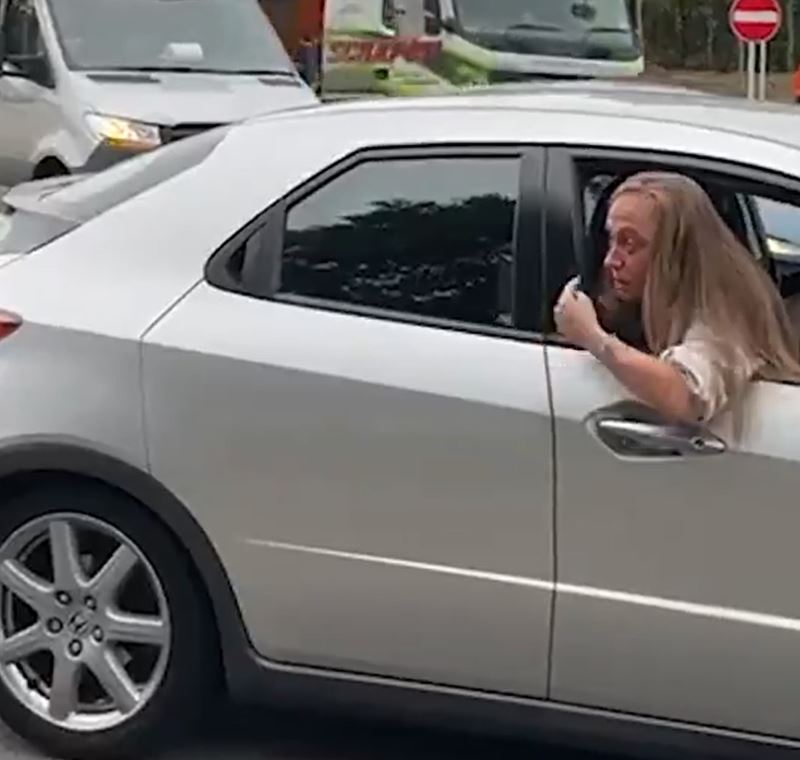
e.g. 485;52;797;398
590;330;614;361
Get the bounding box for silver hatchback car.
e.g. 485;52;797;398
0;82;800;760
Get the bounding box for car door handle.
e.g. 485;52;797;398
593;418;727;458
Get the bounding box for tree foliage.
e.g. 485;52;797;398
643;0;797;72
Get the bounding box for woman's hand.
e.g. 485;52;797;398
554;278;702;424
554;278;605;351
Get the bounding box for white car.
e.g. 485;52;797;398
0;0;317;187
2;81;800;760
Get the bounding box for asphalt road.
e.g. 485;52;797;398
0;703;618;760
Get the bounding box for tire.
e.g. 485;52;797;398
0;479;221;760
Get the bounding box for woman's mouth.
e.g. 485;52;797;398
611;276;628;293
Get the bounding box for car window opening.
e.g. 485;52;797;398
567;160;800;390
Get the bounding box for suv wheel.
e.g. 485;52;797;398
0;480;219;759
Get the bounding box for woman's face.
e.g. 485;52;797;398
604;192;658;303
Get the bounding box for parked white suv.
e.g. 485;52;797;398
0;0;317;187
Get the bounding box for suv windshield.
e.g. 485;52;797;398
452;0;639;62
47;0;295;74
455;0;632;33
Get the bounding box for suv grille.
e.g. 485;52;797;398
160;123;222;144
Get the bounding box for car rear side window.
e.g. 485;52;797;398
279;157;520;328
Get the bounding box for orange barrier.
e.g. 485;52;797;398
260;0;323;59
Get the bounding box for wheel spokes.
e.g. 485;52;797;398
49;655;81;721
49;521;85;591
105;610;168;647
0;623;48;663
88;650;140;715
89;545;138;605
0;559;53;615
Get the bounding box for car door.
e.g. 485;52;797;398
0;0;58;185
545;146;800;740
142;146;556;697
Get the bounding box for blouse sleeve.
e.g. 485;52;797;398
659;322;760;423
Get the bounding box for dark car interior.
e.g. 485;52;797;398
570;159;800;345
579;162;771;291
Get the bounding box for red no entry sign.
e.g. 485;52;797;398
729;0;782;43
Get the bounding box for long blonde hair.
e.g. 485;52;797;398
610;171;800;384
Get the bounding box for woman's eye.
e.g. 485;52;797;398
613;231;645;253
610;232;630;249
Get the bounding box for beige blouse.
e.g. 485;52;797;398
659;321;761;423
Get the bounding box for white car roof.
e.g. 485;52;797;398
247;80;800;153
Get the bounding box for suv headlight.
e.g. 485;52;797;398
85;114;161;149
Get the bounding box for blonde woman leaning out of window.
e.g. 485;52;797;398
554;171;800;426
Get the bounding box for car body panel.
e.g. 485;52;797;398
547;346;800;739
0;145;241;339
142;283;554;695
68;71;316;126
0;322;146;471
1;172;87;212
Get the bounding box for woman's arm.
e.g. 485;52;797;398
587;331;702;424
554;280;703;424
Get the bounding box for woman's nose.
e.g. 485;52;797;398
604;246;622;271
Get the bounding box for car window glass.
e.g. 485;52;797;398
583;172;615;227
754;196;800;272
280;156;521;328
48;0;294;73
4;0;43;58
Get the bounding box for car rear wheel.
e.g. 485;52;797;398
0;480;220;759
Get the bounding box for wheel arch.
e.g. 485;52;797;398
32;156;70;180
0;440;253;691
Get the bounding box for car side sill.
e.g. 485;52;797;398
229;651;800;760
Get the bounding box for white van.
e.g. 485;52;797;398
0;0;318;187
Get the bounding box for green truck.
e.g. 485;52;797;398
315;0;644;99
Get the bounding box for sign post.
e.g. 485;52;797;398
729;0;782;101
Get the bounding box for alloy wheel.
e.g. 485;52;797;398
0;512;171;731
